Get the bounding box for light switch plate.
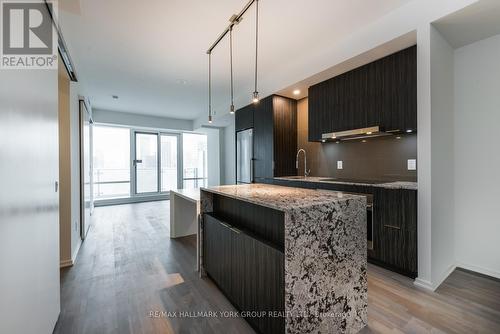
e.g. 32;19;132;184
337;161;343;169
408;159;417;170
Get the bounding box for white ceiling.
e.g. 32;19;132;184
59;0;412;122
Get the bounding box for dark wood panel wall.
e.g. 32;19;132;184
308;45;417;141
236;95;298;182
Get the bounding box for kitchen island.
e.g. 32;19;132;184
199;184;367;334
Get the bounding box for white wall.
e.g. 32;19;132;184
429;26;456;286
0;70;60;333
94;108;193;131
195;127;221;187
221;120;236;185
454;33;500;279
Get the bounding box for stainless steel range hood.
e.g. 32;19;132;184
321;126;392;141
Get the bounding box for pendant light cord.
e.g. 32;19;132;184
230;27;234;108
208;52;212;119
254;0;259;94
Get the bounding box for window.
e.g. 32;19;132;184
182;133;208;188
93;125;130;199
161;135;178;191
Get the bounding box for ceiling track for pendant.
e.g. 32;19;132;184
206;0;257;54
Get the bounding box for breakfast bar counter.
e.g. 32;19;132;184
199;183;367;334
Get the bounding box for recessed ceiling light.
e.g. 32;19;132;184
112;95;119;99
406;129;413;133
293;89;300;95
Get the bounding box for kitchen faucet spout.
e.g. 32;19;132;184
296;149;310;178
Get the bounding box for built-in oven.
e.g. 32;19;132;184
366;195;373;250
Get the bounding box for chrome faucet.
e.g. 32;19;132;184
296;149;311;178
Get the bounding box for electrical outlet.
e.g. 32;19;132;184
337;161;343;170
408;159;417;170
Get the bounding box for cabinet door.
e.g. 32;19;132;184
373;188;417;277
308;83;326;141
231;227;285;334
253;96;274;179
204;214;285;334
204;214;233;295
235;104;254;132
366;61;383;127
380;46;417;132
273;96;297;177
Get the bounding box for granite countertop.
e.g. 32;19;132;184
274;176;418;190
200;183;365;212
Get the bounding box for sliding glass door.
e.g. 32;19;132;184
133;131;181;195
182;133;208;188
160;134;179;192
134;132;158;194
93;126;205;203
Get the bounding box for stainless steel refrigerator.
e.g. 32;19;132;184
236;128;253;184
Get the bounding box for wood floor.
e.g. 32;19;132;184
54;201;500;334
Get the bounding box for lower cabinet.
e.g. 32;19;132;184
372;188;417;277
204;214;285;334
262;178;418;278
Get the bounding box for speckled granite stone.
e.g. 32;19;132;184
200;184;367;333
274;176;418;190
284;198;367;333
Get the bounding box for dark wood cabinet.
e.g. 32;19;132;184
204;209;285;334
308;45;417;141
236;95;297;181
253;96;274;180
235;103;254;132
372;188;417;277
263;178;418;278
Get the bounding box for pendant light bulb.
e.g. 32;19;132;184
252;91;259;103
230;104;235;114
208;115;212;123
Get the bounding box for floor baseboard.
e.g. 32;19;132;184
456;262;500;280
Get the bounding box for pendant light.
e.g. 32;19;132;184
252;0;259;104
229;27;235;114
208;52;212;123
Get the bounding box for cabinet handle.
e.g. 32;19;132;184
384;224;401;230
229;227;241;234
219;222;231;229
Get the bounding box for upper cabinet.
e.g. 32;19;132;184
235;95;297;180
308;46;417;141
235;103;254;132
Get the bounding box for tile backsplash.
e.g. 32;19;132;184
296;98;417;182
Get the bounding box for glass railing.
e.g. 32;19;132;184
93;168;130;199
